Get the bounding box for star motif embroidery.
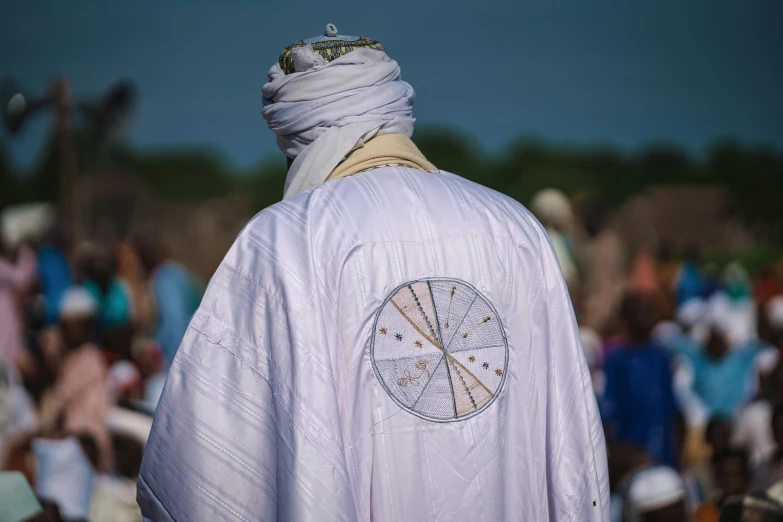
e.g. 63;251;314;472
468;355;475;363
395;333;403;342
495;368;503;376
379;327;387;335
414;340;423;348
482;362;489;369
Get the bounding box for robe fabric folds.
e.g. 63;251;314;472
138;167;609;521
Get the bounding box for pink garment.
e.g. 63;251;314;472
583;230;625;333
56;343;112;469
0;247;37;362
629;250;659;294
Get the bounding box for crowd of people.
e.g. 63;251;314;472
2;186;783;521
533;188;783;521
0;227;201;521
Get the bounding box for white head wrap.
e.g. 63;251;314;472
33;437;96;520
262;46;415;199
623;466;687;522
676;298;707;329
579;327;602;369
652;320;683;346
766;295;783;330
58;286;98;320
530;189;574;231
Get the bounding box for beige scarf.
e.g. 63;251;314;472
326;134;436;181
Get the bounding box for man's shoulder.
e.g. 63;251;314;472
236;167;544;259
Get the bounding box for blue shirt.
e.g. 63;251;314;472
152;262;201;367
602;342;679;467
37;246;72;324
686;341;764;418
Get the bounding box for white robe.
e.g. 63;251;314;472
137;167;609;521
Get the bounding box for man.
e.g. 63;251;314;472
138;24;609;521
601;292;679;468
132;237;200;369
619;465;689;522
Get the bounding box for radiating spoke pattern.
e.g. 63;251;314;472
371;278;508;422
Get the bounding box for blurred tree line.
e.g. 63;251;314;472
1;127;782;238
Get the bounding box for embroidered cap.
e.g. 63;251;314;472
278;24;385;75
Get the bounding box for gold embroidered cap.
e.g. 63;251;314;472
279;23;385;75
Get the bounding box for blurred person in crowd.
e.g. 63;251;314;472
32;434;97;522
530;188;579;293
115;240;157;333
719;490;783;522
580;197;625;334
756;266;783;306
130;337;165;414
706;417;734;457
702;264;724;300
676;244;706;307
618;465;690;522
753;405;783;490
675;306;768;423
138;25;610;521
0;471;47;522
36;226;73;326
580;326;605;399
732;297;783;470
48;288;111;471
89;432;144;522
607;444;653;521
657;240;680;318
133;236;200;369
104;326;144;404
0;358;38;467
602;292;679;467
724;262;753;303
629;243;660;296
695;448;752;522
0;243;37;367
74;243;131;333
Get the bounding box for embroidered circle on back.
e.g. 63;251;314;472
370;278;508;422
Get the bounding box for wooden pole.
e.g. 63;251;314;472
51;77;80;251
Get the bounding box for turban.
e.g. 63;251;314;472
622;466;687;522
262;25;416;199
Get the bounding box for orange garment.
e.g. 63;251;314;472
629;250;659;294
694;502;720;522
115;241;157;332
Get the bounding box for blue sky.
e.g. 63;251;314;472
2;0;782;169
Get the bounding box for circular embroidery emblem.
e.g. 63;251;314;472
370;278;508;422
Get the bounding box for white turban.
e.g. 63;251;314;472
530;189;574;231
262;46;416;200
766;295;783;330
623;466;687;522
59;287;98;320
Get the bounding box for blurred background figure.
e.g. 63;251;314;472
531;189;579;293
602;292;678;468
618;465;690;522
132;237;200;369
579;197;625;335
1;2;782;519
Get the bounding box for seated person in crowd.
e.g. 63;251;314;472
46;288;111;471
754;405;783;490
675;313;768;423
695;448;752;522
619;465;690;522
602;292;680;468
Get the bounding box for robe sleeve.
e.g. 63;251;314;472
530;225;609;521
137;221;356;522
137;262;283;521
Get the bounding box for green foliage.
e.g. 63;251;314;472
2;127;782;236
